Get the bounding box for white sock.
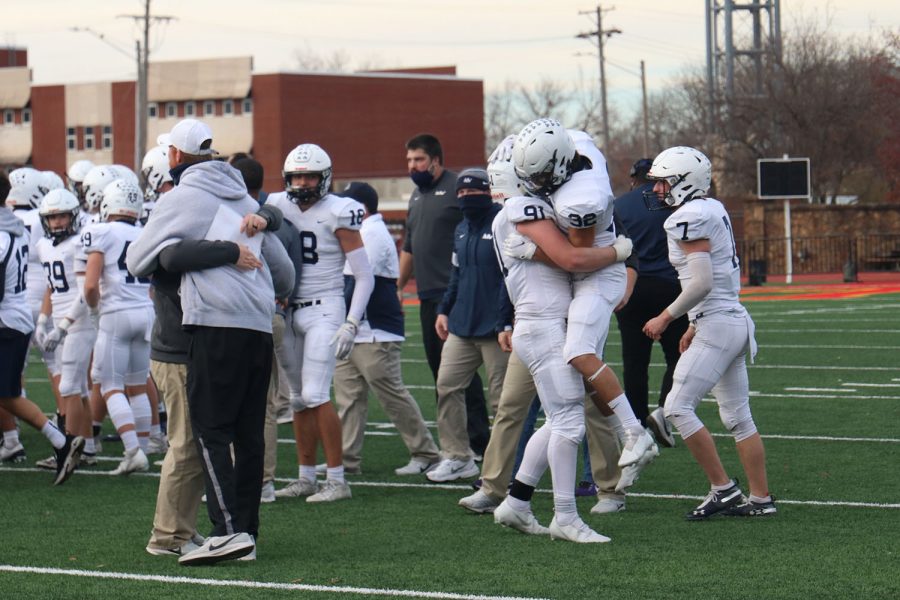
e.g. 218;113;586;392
749;493;771;504
606;413;625;440
712;480;735;492
607;394;640;430
3;428;20;448
548;432;579;526
106;393;138;452
121;430;140;453
515;422;552;487
299;465;317;482
130;393;151;438
41;421;65;449
84;437;96;454
150;423;161;437
326;466;345;483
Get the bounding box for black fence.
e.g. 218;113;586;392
738;234;900;283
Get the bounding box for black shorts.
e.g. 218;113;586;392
0;327;31;398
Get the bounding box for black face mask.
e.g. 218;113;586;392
410;169;435;189
459;193;493;221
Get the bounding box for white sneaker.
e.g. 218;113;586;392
260;480;276;503
648;407;676;448
0;442;26;463
146;538;201;557
237;535;257;561
618;427;655;467
93;437;103;454
394;458;438;476
615;442;659;494
425;458;479;482
548;516;611;543
146;433;169;455
178;532;255;566
307;479;352;503
493;499;549;535
110;448;149;476
458;489;501;514
590;498;626;514
274;478;319;498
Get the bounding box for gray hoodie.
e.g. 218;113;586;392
0;206;33;333
126;161;293;334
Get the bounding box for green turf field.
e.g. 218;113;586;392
2;292;899;599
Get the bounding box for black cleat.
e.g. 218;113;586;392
686;480;743;520
53;434;85;486
725;497;777;517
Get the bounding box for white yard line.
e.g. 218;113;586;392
0;565;547;600
784;387;857;393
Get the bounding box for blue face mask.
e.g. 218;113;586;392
459;193;493;221
410;169;435;189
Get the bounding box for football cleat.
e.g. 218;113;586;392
686;480;743;520
615;442;659;494
0;442;27;463
493;499;549;535
548;516;611;543
648;407;676;448
458;489;501;514
725;497;777;517
274;478;319;498
110;448;149;476
618;427;655;467
590;498;626;515
53;434;85;486
306;479;351;503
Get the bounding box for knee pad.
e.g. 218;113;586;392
664;399;704;440
547;406;585;444
718;400;756;442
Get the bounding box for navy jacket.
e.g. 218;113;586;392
438;203;513;337
615;183;676;282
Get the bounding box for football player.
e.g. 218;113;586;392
642;146;775;519
66;160;95;207
140;144;174;224
269;144;374;503
81;179;153;475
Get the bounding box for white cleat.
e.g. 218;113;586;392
458;489;501;514
615;442;659;494
590;498;626;515
425;458;480;482
110;448;149;476
260;480;276;503
548;516;611;543
274;478;319;498
618;427;655;468
306;479;352;503
146;433;169;455
493;499;549;535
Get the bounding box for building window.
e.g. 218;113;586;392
185;101;196;117
66;127;76;150
223;99;233;116
242;98;253;114
3;109;13;125
102;126;113;149
203;100;214;116
148;103;158;118
22;108;31;124
84;126;94;150
166;102;177;118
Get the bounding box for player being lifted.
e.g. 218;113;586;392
642;146;774;519
81;180;154;476
269;144;374;503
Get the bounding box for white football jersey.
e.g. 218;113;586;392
12;209;46;307
267;192;365;300
35;234;81;319
0;230;32;334
80;221;152;315
664;197;741;320
547;130;616;248
492;196;572;320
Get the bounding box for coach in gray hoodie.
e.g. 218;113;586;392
127;119;293;566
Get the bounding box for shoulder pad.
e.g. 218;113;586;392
505;196;554;224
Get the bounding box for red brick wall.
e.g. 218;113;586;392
0;48;28;68
30;85;66;174
111;81;136;167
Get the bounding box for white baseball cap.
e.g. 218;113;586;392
157;119;217;156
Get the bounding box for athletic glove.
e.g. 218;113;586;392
613;235;633;262
503;232;537;260
330;317;359;360
43;318;71;352
34;314;51;349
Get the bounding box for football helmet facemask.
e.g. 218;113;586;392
282;144;332;205
38;189;81;241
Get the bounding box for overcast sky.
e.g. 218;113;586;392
4;0;896;116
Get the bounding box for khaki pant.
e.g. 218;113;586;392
147;360;205;549
334;341;439;471
263;313;286;483
480;352;623;501
435;334;509;460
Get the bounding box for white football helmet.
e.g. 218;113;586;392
110;164;140;188
66;159;95;202
38;189;81;241
41;170;65;194
647;146;712;207
487;135;521;200
141;145;173;200
512;118;576;198
99;179;143;222
7;167;46;209
82;165;120;213
282;143;332;205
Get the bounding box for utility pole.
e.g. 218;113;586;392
577;5;620;150
640;59;649;157
118;1;175;173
